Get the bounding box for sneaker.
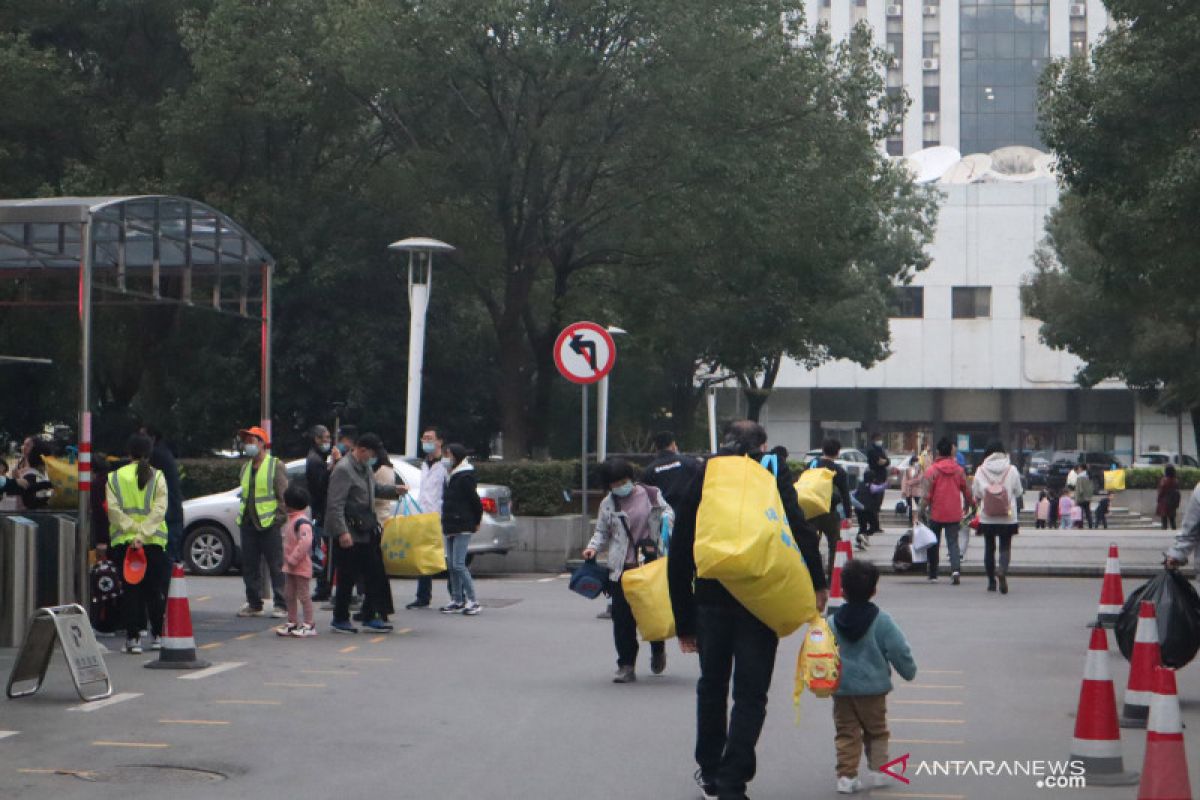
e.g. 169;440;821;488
999;575;1009;594
275;623;297;637
868;771;891;788
694;768;718;800
462;602;482;616
987;579;997;592
363;619;394;632
836;776;862;794
405;601;430;610
291;624;316;638
928;576;939;583
440;602;465;614
150;636;163;651
613;665;636;684
651;648;667;675
269;607;288;619
330;620;358;634
123;637;143;655
237;604;265;618
596;606;613;620
951;572;961;585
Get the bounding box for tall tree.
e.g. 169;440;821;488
1031;0;1200;454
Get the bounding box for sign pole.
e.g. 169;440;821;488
581;383;589;549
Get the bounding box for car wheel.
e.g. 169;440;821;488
184;524;234;576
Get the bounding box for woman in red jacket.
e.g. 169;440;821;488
1157;465;1182;530
918;438;973;585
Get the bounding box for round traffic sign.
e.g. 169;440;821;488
553;321;617;385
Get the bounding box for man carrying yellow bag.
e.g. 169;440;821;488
669;421;828;800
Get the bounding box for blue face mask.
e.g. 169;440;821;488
0;476;6;490
612;481;634;498
337;443;349;455
421;442;436;455
368;457;379;468
244;444;260;458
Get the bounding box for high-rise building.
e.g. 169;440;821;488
802;0;1111;155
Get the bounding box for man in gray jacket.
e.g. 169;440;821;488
326;432;403;633
1165;483;1200;572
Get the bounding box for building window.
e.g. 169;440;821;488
890;287;925;318
923;86;941;113
1070;31;1088;57
923;139;941;148
886;139;904;156
958;1;1049;154
952;287;992;319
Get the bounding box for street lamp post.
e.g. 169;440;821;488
596;326;627;463
388;237;455;459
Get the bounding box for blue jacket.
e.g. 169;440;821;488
831;602;917;696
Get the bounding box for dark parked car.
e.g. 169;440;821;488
1046;450;1122;490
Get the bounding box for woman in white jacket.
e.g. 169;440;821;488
971;441;1024;595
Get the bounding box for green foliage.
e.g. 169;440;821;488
1123;467;1200;491
1032;0;1200;452
474;461;580;517
179;458;243;499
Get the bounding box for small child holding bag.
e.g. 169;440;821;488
278;486;316;638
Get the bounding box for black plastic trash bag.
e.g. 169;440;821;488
1115;570;1200;668
893;532;915;573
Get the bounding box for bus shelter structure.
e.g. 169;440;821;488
0;196;275;603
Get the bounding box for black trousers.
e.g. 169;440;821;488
608;579;665;668
696;603;779;799
808;512;841;580
112;543;168;638
358;537;394;620
1079;500;1094;529
333;541;390;624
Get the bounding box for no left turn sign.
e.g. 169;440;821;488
554;321;616;385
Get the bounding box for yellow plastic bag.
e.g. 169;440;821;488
44;455;76;510
381;507;446;577
794;467;834;519
696;456;817;637
793;616;840;722
620;558;675;642
1104;469;1126;492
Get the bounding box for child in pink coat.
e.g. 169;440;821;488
278;486;316;637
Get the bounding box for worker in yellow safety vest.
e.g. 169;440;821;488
106;433;169;655
236;425;289;618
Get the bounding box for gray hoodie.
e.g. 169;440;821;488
971;453;1024;526
1166;484;1200;566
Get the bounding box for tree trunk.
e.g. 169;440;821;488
496;331;531;459
744;390;769;422
1191;405;1200;463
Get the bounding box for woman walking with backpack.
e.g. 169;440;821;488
972;441;1024;594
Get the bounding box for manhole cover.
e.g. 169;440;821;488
93;765;227;785
478;598;522;609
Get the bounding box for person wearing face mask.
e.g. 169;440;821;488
440;444;484;615
407;426;451;610
326;431;404;633
306;425;335;601
235;426;289;618
582;458;675;683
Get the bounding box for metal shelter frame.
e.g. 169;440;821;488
0;196;275;604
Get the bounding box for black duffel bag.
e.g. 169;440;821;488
1115;569;1200;668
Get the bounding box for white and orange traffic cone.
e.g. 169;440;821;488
1121;600;1162;729
1136;666;1192;800
1069;626;1139;786
1092;544;1125;628
826;539;853;614
145;563;211;670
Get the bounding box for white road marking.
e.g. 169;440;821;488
0;731;19;740
67;692;142;712
178;661;246;681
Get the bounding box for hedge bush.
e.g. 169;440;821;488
1123;467;1200;491
179;458;243;499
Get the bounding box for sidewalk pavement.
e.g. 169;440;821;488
859;525;1195;578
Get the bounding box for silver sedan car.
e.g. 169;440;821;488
181;457;517;576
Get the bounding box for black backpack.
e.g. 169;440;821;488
89;559;124;633
892;533;915;573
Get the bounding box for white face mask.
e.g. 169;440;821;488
441;457;454;471
244;444;261;458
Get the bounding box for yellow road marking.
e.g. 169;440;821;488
920;670;964;675
199;642;223;650
195;596;212;602
893;739;965;745
18;769;95;776
903;684;965;690
892;700;964;706
234;633;257;641
92;741;169;749
396;628;412;635
369;636;386;644
873;793;967;800
264;682;325;689
301;669;357;676
215;700;281;706
344;657;392;662
338;645;358;654
159;720;230;726
891;718;966;725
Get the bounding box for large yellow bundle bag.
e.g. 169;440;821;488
381;497;447;577
1104;469;1126;492
794;467;834;519
44;455;77;510
696;456;817;637
620;558;675;642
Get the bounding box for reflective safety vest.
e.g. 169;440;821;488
107;462;168;547
239;455;280;528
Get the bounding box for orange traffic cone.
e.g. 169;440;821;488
1092;544;1125;628
145;563;211;670
1069;627;1139;786
1137;666;1192;800
1121;600;1162;729
826;539;853;614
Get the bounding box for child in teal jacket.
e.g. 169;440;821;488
829;560;917;794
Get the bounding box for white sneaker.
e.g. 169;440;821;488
275;623;297;637
463;602;482;616
123;637;143;655
836;776;862;794
290;623;317;638
150;636;163;651
269;607;288;619
236;604;265;617
869;771;891;788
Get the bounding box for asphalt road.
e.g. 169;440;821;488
0;571;1197;800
